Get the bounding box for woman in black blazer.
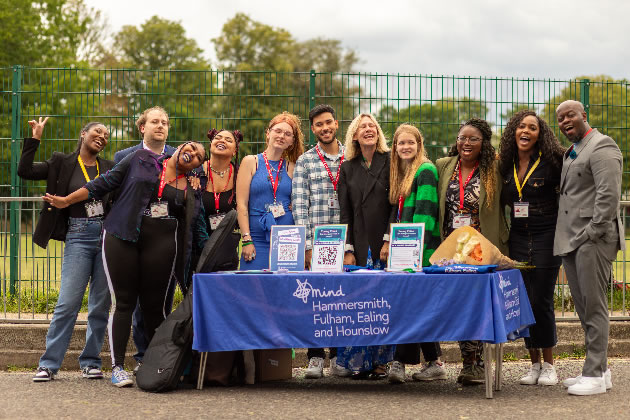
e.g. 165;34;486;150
336;113;394;377
338;113;393;267
18;117;115;383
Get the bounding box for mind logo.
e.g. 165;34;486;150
292;278;345;304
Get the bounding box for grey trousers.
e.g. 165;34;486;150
562;239;617;377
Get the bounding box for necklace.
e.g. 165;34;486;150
209;164;230;178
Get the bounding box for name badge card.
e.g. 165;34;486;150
269;203;285;218
328;195;340;209
311;224;347;273
209;213;225;230
269;225;306;271
387;223;425;271
85;200;104;218
452;214;471;229
514;202;529;218
150;201;169;218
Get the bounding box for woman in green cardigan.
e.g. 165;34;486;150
383;124;446;384
435;117;509;386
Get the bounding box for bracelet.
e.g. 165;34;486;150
242;240;253;246
242;232;251;238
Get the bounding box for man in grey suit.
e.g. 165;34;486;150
113;106;176;374
554;100;624;396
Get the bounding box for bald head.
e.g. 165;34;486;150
556;100;590;143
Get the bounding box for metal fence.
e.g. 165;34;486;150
1;66;629;320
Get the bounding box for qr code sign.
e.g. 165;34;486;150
278;243;298;261
316;245;338;266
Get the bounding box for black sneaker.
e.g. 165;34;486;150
33;367;55;382
82;366;104;379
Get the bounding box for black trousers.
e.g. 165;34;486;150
522;266;559;349
394;342;441;365
307;347;337;360
103;217;178;367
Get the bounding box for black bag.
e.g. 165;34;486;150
136;286;194;393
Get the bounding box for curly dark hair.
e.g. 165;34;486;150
498;110;566;177
448;118;497;207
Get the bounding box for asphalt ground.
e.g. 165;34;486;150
1;359;629;420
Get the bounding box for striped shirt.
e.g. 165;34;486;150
291;141;345;250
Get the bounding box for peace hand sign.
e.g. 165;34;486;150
27;117;49;141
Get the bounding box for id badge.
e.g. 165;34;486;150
328;195;340;209
514;202;529;218
85;200;104;218
453;214;472;228
150;201;169;218
269;203;285;218
209;213;225;230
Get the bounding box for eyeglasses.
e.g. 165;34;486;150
456;136;482;144
270;127;294;139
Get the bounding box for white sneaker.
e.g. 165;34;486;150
412;361;447;381
519;362;541;385
329;357;351;377
537;362;558;386
388;361;406;384
563;369;612;390
567;376;606;396
305;357;324;379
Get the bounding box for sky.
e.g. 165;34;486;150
84;0;630;80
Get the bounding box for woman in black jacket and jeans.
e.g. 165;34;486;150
19;117;114;382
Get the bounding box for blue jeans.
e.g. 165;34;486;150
39;218;111;373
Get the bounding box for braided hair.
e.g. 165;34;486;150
447;118;497;207
498;110;566;177
207;128;243;203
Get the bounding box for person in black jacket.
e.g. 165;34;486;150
18;117;115;383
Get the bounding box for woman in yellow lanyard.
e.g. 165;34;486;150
499;110;566;387
18;117;115;382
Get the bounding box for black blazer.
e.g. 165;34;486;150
338;150;392;266
17;137;115;248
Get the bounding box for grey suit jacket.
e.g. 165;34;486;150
553;129;624;256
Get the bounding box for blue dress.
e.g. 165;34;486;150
240;154;294;270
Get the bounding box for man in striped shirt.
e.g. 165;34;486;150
291;104;349;379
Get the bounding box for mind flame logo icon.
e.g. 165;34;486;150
293;279;312;303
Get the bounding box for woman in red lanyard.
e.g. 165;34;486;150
384;124;446;384
44;141;206;388
499;110;565;386
196;128;243;271
236;112;305;269
435;118;509;386
18;117;115;382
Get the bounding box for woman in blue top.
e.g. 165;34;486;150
236;112;305;269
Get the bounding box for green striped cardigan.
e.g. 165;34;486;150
399;162;440;266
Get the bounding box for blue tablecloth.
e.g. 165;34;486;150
192;270;535;352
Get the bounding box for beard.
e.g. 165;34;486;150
316;131;337;144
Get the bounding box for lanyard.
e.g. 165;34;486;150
77;156;99;182
513;150;542;201
397;195;404;222
262;152;283;203
315;146;344;192
458;160;479;210
207;161;232;214
158;158;186;200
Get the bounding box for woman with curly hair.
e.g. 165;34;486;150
236;112;305;269
436;117;509;386
385;124;446;384
499;109;566;386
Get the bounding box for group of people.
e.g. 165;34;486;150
21;100;623;396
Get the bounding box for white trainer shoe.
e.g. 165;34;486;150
412;361;447;381
329;356;352;377
537;362;558;385
388;361;406;384
305;357;324;379
563;369;612;390
519;362;541;385
567;376;606;396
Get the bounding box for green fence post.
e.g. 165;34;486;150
580;78;590;120
9;65;22;296
308;69;316;146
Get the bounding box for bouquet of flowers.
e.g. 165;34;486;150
429;226;529;270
